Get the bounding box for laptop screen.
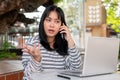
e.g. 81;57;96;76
82;37;119;76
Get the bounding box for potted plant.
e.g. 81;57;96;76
0;34;20;60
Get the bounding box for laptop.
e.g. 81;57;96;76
59;37;120;77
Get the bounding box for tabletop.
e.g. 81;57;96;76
30;70;120;80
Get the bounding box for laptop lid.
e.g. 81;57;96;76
82;37;119;76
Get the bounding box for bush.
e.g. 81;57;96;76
0;52;18;60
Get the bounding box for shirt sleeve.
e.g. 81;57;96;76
65;46;83;70
22;36;43;79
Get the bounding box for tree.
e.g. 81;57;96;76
102;0;120;33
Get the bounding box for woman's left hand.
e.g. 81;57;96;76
59;24;75;48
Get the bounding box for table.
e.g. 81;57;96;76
30;70;120;80
0;60;23;74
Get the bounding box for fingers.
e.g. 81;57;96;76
60;24;65;31
33;43;40;49
22;48;29;53
22;43;40;53
37;44;40;49
59;25;68;34
22;38;25;47
22;45;31;53
62;23;65;26
33;43;36;49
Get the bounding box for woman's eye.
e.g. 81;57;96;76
55;20;60;24
45;19;51;22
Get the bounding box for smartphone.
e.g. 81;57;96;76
61;33;64;39
61;23;65;39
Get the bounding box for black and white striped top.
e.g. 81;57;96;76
22;35;83;80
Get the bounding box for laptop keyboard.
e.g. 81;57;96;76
59;70;82;77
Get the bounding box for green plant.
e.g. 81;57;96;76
1;33;16;52
0;53;17;60
52;0;62;3
2;40;15;52
102;0;120;33
0;33;17;60
102;0;120;61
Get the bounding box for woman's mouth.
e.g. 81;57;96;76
48;29;55;34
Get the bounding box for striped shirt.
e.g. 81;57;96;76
22;35;83;80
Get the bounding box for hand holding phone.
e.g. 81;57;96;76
59;23;75;48
60;23;65;39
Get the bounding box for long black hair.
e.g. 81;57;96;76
39;5;68;56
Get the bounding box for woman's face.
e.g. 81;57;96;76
44;11;62;38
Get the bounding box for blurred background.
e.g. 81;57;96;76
0;0;120;80
0;0;120;60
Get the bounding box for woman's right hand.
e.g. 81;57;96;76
22;43;41;62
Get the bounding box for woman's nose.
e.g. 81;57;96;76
50;21;54;27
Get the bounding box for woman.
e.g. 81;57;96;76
22;5;82;80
